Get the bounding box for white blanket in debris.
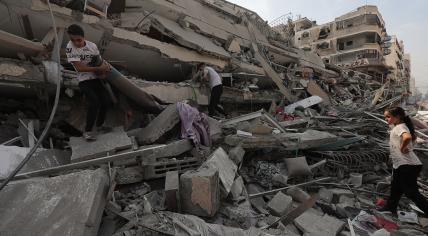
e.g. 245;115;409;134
171;213;272;236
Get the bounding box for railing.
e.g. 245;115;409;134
337;43;382;53
335;24;382;39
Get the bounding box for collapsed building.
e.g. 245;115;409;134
0;1;428;236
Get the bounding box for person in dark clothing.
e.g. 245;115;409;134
380;107;428;216
66;24;111;140
195;63;226;117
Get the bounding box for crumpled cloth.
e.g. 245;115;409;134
177;101;211;147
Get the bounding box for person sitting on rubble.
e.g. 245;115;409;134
380;107;428;216
65;24;112;141
194;63;226;117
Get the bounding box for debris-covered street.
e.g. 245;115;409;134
0;0;428;235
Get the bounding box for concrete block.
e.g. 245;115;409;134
318;188;334;203
70;127;132;163
267;192;293;216
229;176;245;200
330;188;354;203
247;183;269;215
286;187;310;203
295;210;344;236
128;104;180;145
116;166;144;185
208;117;222;139
165;171;179;211
180;167;220;217
0;169;109;236
201;147;237;195
228;145;245;166
272;174;288;187
339;195;355;206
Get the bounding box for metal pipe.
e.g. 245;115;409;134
249;177;331;199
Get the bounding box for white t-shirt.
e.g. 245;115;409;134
203;66;222;89
66;40;100;82
389;123;422;169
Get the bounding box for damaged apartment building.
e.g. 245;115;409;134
1;1;428;236
273;5;412;95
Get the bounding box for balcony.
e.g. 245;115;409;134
337;43;382;54
335;24;383;39
329;48;385;68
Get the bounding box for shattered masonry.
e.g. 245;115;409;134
0;1;427;236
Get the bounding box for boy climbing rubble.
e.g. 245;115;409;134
65;24;112;141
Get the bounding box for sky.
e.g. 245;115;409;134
228;0;428;94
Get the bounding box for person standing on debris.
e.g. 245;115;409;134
195;63;226;117
381;107;428;216
66;24;112;141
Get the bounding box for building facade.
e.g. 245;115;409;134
289;5;411;85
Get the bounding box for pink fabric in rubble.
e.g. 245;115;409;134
176;102;211;147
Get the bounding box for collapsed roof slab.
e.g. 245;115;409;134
125;0;271;48
0;0;230;81
105;29;228;80
149;13;231;59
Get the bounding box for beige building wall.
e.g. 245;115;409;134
292;5;391;81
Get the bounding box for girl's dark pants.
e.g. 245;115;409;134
385;164;428;215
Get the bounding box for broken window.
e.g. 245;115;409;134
317;42;330;49
318;26;330;39
338;42;345;50
302;31;310;38
346;41;353;46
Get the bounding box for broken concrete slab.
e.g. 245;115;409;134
200;147;237;195
295;210;345;236
228;145;245;166
20;149;71;173
127;104;180;145
0;169;109;236
247;183;269;215
284;95;323;114
70;127;132;163
165;171;179;212
0;146;69;177
180;167;220;217
0;145;30;178
267;192;293;217
229;176;246;201
224;130;337;150
306;80;331;105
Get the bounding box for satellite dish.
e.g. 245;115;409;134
383;48;391;55
381;42;392;48
381;36;392;42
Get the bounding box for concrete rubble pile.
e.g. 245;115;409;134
0;0;428;236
